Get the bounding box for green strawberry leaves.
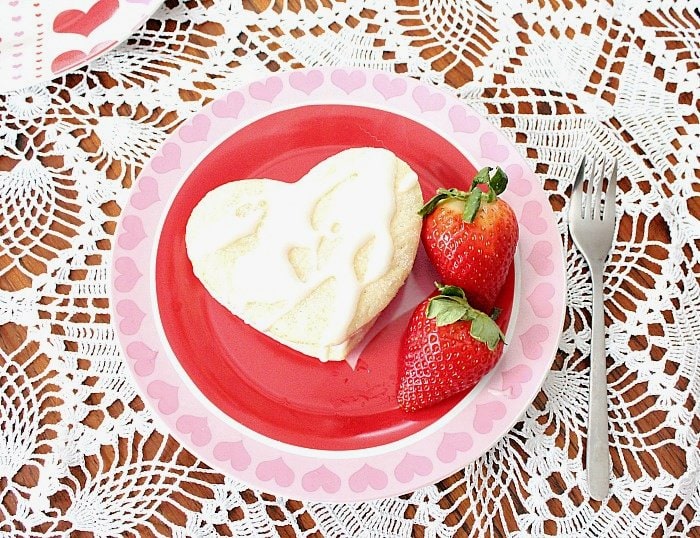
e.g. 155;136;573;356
425;283;505;350
469;313;504;350
461;189;483;222
418;188;467;217
418;166;509;223
471;166;507;196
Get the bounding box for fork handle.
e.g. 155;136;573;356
587;266;610;500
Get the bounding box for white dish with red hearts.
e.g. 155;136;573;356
0;0;162;93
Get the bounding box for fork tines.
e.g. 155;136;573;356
573;156;617;222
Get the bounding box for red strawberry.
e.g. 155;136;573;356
397;283;505;412
419;167;519;313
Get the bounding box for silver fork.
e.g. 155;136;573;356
568;155;618;501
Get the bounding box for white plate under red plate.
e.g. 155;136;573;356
111;68;566;501
0;0;162;93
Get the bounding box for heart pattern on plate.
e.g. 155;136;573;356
213;441;251;471
53;0;119;37
256;458;295;487
302;465;341;493
111;68;565;501
3;0;163;92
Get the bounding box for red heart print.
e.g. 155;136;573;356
53;0;119;37
51;41;116;74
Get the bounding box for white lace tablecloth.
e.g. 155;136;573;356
1;1;699;536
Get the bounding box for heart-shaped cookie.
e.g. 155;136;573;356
185;147;423;361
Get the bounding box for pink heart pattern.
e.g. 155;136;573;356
117;215;146;250
394;453;433;483
479;131;509;162
114;256;142;292
126;341;157;376
213;441;251;471
130;176;160;210
449;105;480;133
412;86;446;112
179;114;211;143
111;69;563;499
527;240;554;276
373;73;407;99
506;164;531;196
331;69;366;94
521;201;548;235
212;91;244;118
437;432;473;463
249;77;283;102
116;300;145;336
176;415;212;447
147;380;179;414
527;283;555;318
500;365;533;398
519;324;549;360
473;401;507;434
151;142;181;174
289;69;324;95
301;465;341;493
256;458;294;487
349;464;388;493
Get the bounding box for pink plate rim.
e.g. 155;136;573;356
110;67;566;501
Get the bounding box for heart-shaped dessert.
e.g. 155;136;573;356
185;147;423;362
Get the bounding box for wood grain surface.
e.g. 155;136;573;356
1;1;697;537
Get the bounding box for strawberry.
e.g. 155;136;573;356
397;283;505;412
419;166;519;314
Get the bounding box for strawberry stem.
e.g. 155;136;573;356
426;283;505;350
418;167;509;223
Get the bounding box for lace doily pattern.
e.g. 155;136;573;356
1;0;698;536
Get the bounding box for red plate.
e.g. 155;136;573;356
156;104;514;451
